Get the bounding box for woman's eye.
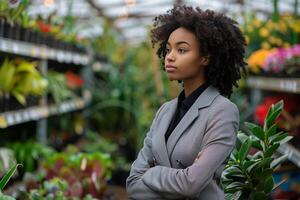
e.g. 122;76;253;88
166;48;171;53
178;48;187;53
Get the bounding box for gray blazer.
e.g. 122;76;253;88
126;86;239;200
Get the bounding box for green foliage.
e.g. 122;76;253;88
0;164;22;200
46;71;76;103
222;100;293;200
7;141;55;172
0;0;29;23
0;58;48;105
39;151;112;198
27;177;98;200
0;148;16;177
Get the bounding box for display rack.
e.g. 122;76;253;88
0;36;92;144
0;91;91;129
247;76;300;94
247;76;300;168
0;37;90;65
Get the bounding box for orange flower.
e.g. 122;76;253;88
247;49;276;73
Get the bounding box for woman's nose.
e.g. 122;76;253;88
166;51;175;62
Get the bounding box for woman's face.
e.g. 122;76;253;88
164;27;208;82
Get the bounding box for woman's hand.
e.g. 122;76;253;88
193;152;202;164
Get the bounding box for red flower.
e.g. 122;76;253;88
37;20;52;33
65;71;84;89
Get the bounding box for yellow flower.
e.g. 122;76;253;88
275;38;283;46
291;22;300;33
245;35;250;45
246;25;253;33
261;42;271;50
253;18;262;28
283;43;290;47
266;21;274;29
269;36;277;44
278;21;287;32
259;28;269;37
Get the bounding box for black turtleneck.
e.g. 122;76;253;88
165;82;210;142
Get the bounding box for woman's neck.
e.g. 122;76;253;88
183;78;206;97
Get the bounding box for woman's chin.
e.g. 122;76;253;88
167;75;179;81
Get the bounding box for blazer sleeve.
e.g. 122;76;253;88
141;101;239;198
126;103;179;200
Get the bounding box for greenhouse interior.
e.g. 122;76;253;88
0;0;300;199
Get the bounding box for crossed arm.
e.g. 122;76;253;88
126;102;239;200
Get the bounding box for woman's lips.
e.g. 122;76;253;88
165;65;177;72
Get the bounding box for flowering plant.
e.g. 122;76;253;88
263;44;300;74
244;14;300;55
248;44;300;76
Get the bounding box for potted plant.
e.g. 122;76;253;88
222;100;293;199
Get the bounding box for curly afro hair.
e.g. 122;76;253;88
150;5;247;97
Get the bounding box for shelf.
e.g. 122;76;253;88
0;94;91;129
0;37;90;65
246;77;300;94
277;143;300;168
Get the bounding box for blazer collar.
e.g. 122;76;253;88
166;86;220;158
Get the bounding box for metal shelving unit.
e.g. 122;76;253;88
0;37;90;65
0;94;91;129
247;76;300;94
247;76;300;168
0;36;92;143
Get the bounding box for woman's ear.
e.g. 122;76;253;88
200;55;210;66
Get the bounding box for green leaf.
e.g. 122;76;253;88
244;160;256;170
225;191;242;200
273;100;284;112
237;131;248;143
245;122;265;140
265;104;274;122
224;165;243;176
0;164;22;191
264;109;282;131
271;155;288;169
248;158;272;174
251;151;263;159
270;133;291;144
246;160;261;173
269;132;284;144
251;139;263;150
264;143;280;157
225;182;244;191
266;124;278;138
238;138;252;163
0;193;16;200
264;176;274;193
252;191;268;200
279;136;293;145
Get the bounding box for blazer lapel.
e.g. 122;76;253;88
166;86;220;157
153;98;177;167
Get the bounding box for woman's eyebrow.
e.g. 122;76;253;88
167;41;191;47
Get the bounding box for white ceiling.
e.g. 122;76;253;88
27;0;300;44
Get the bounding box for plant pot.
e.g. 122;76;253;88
8;95;25;111
29;30;38;44
12;23;21;40
3;20;12;39
19;26;26;41
27;96;39;107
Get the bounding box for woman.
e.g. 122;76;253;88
126;5;246;200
